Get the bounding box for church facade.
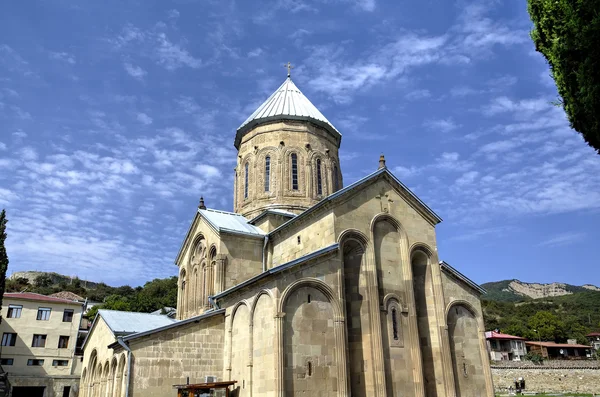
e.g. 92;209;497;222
79;75;494;397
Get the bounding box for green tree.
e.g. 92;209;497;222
527;311;566;342
527;0;600;153
0;210;9;320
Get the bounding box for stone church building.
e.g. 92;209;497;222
79;74;494;397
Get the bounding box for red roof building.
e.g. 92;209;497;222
485;331;527;361
3;292;83;305
526;341;592;360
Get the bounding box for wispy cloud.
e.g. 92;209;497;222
538;232;585;247
124;62;147;80
136;113;153;125
49;51;76;64
424;118;460;133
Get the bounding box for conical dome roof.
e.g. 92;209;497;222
235;77;341;149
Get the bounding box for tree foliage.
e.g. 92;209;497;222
527;0;600;152
0;210;9;317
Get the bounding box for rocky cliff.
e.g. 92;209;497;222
481;279;599;301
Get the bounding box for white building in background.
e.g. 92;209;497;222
485;330;527;361
0;292;85;397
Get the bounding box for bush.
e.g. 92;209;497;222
524;352;544;365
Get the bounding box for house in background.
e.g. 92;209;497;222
587;332;600;352
0;292;85;397
485;330;527;361
526;340;592;360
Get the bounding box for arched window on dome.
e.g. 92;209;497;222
316;159;323;196
333;166;339;191
244;162;249;199
264;156;270;192
291;153;298;190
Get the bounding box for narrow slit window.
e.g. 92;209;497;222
307;294;311;303
264;156;271;192
291;153;298;190
244;162;249;199
333;166;339;191
316;159;322;195
307;361;312;376
392;308;399;340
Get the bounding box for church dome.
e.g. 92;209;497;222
234;77;342;150
233;75;344;218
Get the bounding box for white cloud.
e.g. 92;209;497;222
424;118;460;133
168;9;180;19
124;62;147;80
538;232;585;247
155;33;202;70
247;48;264;58
193;164;222;178
483;96;550;116
405;89;431;100
0;142;6;151
136;112;153;125
355;0;375;11
49;51;76;64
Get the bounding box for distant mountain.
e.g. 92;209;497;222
9;270;100;289
481;279;600;302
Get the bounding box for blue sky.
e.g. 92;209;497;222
1;0;599;288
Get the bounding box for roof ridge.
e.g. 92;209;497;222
201;208;245;217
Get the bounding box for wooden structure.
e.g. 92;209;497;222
173;381;237;397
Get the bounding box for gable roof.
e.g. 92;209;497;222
235;77;341;149
4;292;84;306
248;208;297;225
175;207;266;265
439;261;486;295
108;309;225;349
268;167;442;237
98;309;177;335
49;291;85;301
199;208;265;237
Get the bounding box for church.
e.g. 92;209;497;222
79;71;494;397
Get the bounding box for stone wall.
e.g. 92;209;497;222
128;313;225;397
492;367;600;394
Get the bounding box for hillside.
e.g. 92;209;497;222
482;288;600;344
6;270;177;317
481;279;600;302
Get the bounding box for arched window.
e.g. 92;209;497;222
244;162;249;199
264;156;270;192
333;166;339;191
291;153;298;190
391;307;399;340
316;159;323;195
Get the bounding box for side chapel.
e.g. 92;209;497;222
79;71;494;397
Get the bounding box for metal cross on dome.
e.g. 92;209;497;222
284;62;294;77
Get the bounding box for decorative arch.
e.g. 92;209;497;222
179;269;187;318
249;289;275;326
256;146;279;196
446;300;490;397
370;212;405;234
81;368;87;397
337;228;369;247
109;357;118;397
308;150;328;197
409;242;434;258
282;147;305;194
115;354;126;397
278;278;343;319
445;300;480;326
